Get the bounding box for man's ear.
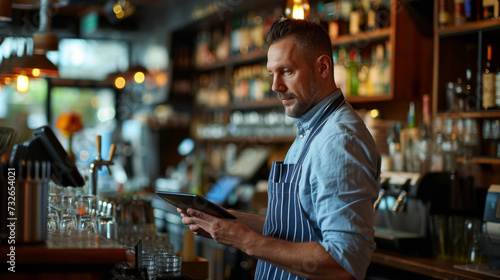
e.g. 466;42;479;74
317;55;332;78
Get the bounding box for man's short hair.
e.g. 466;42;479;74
265;15;333;66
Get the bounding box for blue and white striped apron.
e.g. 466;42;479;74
254;94;345;280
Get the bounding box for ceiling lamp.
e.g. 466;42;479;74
11;53;58;78
285;0;310;19
33;0;58;54
0;0;13;21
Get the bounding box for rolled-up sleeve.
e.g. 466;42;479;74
299;123;380;280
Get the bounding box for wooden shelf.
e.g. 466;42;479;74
195;49;268;72
332;27;391;47
196;98;282;112
437;111;500;119
196;135;295;143
372;249;500;280
456;157;500;165
438;19;500;38
346;94;393;103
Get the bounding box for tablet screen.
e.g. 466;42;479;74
155;191;236;219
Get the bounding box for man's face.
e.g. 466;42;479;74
267;36;321;118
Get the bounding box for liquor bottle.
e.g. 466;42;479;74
482;0;498;19
349;2;361;35
483;44;496;109
333;49;348;95
455;77;466;111
439;0;452;27
366;0;377;31
419;94;434;175
454;0;467;25
464;68;476;111
348;49;360;96
464;0;478;21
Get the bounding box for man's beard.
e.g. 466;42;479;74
278;79;321;118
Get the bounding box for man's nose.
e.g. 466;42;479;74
271;75;286;93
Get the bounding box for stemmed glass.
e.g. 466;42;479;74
79;194;97;233
60;195;79;232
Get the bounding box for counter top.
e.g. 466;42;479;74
1;231;126;265
372;249;500;280
1;231;126;279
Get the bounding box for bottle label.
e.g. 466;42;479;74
483;73;496;108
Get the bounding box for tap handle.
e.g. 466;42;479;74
96;135;102;160
108;144;116;161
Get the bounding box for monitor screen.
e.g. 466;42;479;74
9;125;84;187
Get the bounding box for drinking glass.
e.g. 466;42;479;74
78;194;97;233
491;119;500;157
141;253;158;280
60;195;79;232
157;253;182;279
47;193;61;231
483;119;493;156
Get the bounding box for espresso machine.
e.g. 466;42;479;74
373;171;433;256
480;184;500;270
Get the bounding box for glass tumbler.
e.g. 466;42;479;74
157;253;182;279
60;195;79;232
141;253;158;280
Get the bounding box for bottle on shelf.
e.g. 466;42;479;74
439;0;453;27
454;0;467;25
349;0;366;35
482;0;499;19
464;0;481;21
347;48;360;96
482;44;497;110
419;94;434;175
333;48;348;95
464;67;476;111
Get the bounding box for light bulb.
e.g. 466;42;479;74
285;0;310;19
134;71;145;84
114;77;126;89
17;75;29;93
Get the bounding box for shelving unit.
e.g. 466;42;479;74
432;1;500;167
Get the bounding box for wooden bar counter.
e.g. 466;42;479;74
371;249;500;280
0;231;126;279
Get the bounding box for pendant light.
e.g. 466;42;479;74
33;0;58;54
285;0;310;19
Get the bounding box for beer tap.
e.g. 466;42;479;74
89;135;116;197
373;178;389;211
392;178;411;213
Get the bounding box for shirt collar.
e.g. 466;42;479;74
293;88;343;130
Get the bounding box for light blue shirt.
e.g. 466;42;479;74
284;89;381;280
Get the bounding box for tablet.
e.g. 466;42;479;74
155;191;236;219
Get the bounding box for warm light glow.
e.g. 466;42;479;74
116;11;125;19
134;71;145;84
114;77;126;89
17;75;29;93
292;5;305;19
285;0;310;19
90;96;99;108
113;4;123;13
4;77;11;85
154;72;169;86
32;68;41;77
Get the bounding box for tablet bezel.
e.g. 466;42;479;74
155;191;236;219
